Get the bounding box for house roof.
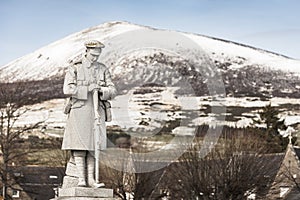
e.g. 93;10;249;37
9;166;65;200
293;146;300;160
284;187;300;200
10;166;64;185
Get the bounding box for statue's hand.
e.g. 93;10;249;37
88;84;100;92
97;80;105;86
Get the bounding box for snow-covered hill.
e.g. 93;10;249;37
0;21;142;80
1;21;300;138
1;21;299;81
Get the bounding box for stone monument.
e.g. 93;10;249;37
52;40;117;199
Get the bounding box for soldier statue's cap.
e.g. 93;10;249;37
84;40;105;49
84;40;104;55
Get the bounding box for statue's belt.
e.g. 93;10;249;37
77;80;105;86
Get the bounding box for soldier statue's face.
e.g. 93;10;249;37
86;48;101;63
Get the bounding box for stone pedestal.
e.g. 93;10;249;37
51;187;115;200
50;187;115;199
51;159;117;200
62;161;79;188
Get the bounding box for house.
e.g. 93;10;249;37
267;143;300;199
4;143;300;199
4;166;64;200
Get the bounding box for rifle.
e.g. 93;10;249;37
93;89;101;184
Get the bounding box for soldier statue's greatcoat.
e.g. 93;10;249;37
62;40;116;187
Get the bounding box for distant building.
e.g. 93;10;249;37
3;166;64;200
267;144;300;199
3;144;300;199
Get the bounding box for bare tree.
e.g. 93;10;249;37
100;148;166;200
0;81;43;199
40;137;70;169
165;129;282;200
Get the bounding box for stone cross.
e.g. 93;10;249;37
289;131;293;145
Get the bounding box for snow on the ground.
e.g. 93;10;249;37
284;116;300;126
16;99;67;128
172;126;195;136
14;92;300;138
107;87;182;130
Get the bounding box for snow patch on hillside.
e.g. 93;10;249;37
15;93;300;138
185;33;300;74
1;21;300;82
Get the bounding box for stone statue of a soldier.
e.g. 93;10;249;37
62;40;116;187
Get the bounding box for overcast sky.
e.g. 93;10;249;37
1;0;300;67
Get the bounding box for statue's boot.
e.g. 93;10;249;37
87;153;105;188
74;151;87;187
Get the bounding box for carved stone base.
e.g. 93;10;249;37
62;175;79;188
65;160;78;177
51;187;115;200
60;187;113;197
52;198;115;200
51;198;115;200
52;158;117;199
